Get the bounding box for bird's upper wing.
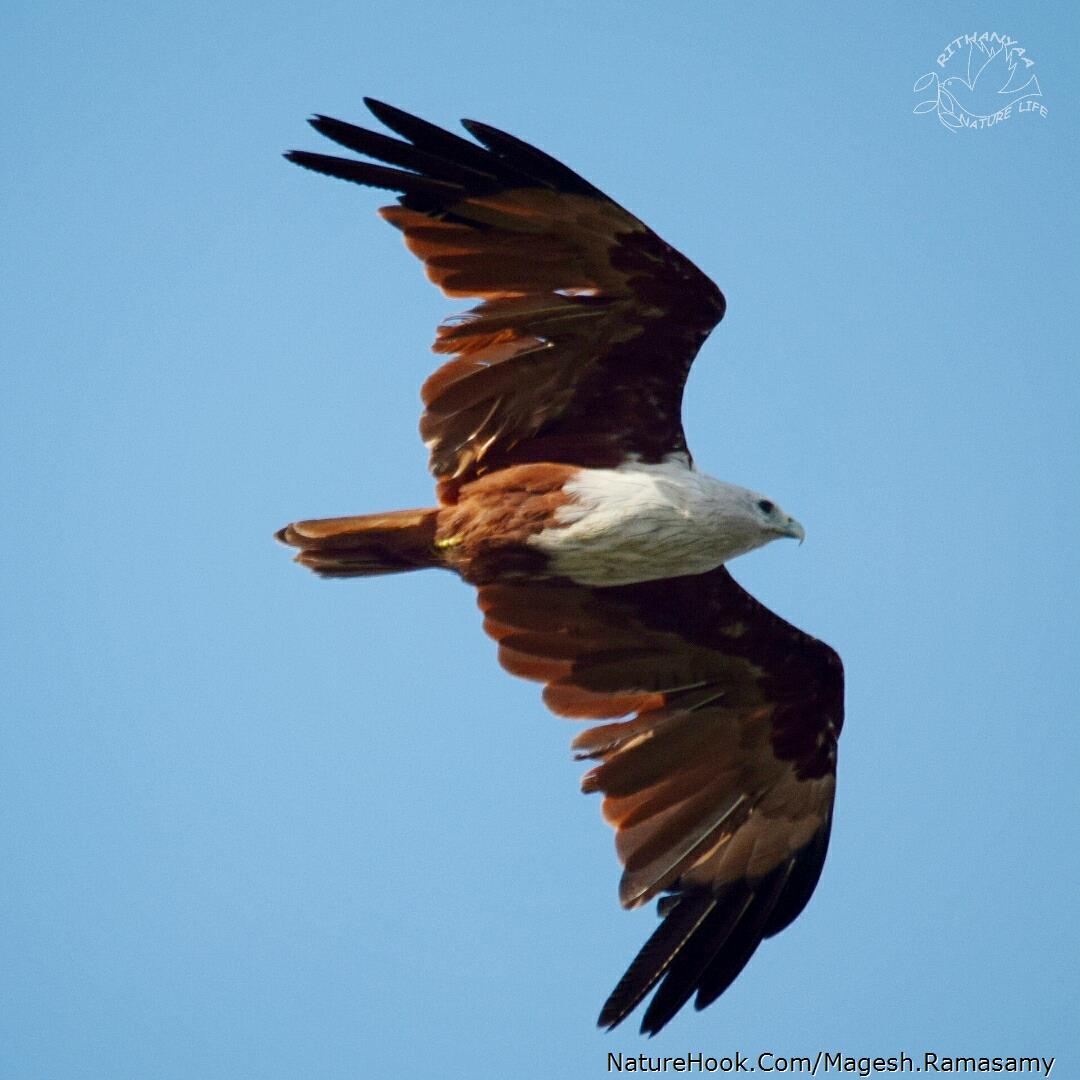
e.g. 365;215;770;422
287;99;726;502
477;567;843;1034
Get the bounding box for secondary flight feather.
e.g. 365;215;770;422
277;98;844;1034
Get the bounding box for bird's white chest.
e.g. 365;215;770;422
528;460;756;587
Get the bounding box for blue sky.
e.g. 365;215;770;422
3;2;1078;1078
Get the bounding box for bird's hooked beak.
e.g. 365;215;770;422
780;516;806;545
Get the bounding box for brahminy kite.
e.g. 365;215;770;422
277;99;844;1035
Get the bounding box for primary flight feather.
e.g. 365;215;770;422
277;98;844;1035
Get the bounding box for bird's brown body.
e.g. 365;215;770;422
280;462;575;583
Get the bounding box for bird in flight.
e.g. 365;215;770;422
277;98;844;1035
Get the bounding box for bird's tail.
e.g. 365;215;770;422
276;507;441;577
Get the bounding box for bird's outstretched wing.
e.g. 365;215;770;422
478;567;843;1034
287;99;726;501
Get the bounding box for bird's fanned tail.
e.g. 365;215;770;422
276;507;440;577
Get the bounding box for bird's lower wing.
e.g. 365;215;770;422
476;567;842;1032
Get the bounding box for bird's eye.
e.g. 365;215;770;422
757;499;774;514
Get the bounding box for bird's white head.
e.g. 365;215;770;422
705;480;805;564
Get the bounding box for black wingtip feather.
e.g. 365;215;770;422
638;891;756;1036
283;150;463;207
597;894;716;1032
689;866;794;1015
360;98;536;188
460;118;610;199
762;824;831;938
306;113;499;188
598;827;833;1035
288;98;627;213
361;96;405;132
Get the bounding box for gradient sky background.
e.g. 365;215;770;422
3;2;1078;1078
